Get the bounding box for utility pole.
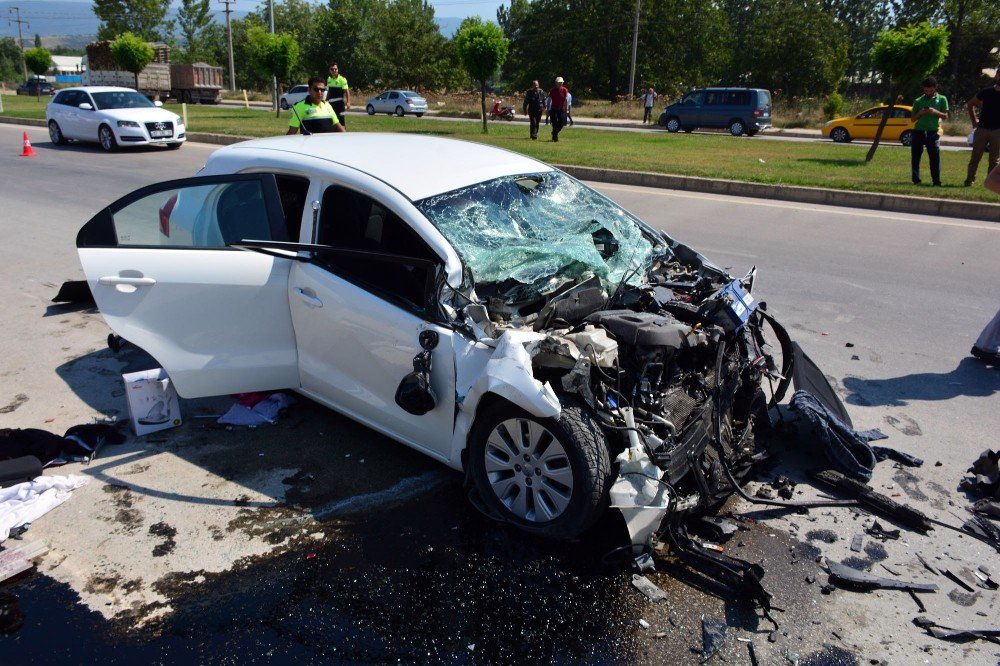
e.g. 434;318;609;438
269;0;277;113
627;0;640;100
8;7;29;81
218;0;236;91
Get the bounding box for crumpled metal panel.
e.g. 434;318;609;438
417;173;656;298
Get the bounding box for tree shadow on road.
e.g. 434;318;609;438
842;357;999;407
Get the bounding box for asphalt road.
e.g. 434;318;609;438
1;123;998;664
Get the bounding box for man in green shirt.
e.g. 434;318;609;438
327;62;350;128
910;76;949;186
287;76;345;135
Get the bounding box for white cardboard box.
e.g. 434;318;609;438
122;368;182;436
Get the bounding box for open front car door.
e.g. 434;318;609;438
76;173;300;398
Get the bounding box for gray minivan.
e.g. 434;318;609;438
659;88;771;136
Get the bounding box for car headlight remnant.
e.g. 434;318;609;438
117;120;141;128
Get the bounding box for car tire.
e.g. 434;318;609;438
468;396;611;540
830;127;851;143
279;98;289;110
728;119;745;136
367;104;375;115
395;106;405;117
665;116;681;133
899;130;913;147
48;120;66;146
98;125;118;152
415;113;424;118
682;126;694;133
746;126;759;137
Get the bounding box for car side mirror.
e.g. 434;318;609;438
78;103;93;111
154;101;163;107
394;330;439;416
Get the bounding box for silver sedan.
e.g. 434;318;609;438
365;90;428;117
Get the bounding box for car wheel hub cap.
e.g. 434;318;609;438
484;418;573;522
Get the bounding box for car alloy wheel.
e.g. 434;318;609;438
395;106;405;117
899;130;913;147
279;99;289;110
367;104;375;115
48;120;66;145
729;119;745;136
665;117;681;133
831;127;851;143
98;125;117;152
469;398;610;539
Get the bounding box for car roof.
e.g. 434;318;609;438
58;86;138;93
212;134;553;201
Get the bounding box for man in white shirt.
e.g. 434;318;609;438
642;87;657;124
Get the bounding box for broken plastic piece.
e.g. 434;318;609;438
701;615;727;662
810;469;932;533
850;535;863;552
866;521;901;541
827;560;938;592
913;616;1000;644
940;569;976;593
631;574;668;602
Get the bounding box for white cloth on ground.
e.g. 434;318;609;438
0;475;88;542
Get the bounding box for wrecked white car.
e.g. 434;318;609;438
77;134;792;542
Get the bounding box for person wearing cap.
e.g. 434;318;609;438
964;71;1000;187
910;76;948;186
287;76;345;135
548;76;569;142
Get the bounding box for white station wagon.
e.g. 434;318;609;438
77;134;792;541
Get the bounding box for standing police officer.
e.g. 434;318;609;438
287;76;345;135
327;62;351;127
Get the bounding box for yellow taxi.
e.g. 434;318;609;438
822;105;920;145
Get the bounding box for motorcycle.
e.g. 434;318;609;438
489;99;516;121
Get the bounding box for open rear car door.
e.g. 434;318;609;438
76;173;300;398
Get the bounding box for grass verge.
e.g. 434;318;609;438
3;94;996;203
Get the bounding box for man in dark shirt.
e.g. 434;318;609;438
523;80;545;140
548;76;569;142
965;71;1000;187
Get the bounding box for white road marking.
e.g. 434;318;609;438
593;183;1000;231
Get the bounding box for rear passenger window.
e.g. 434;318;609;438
724;91;751;106
705;91;723;106
315;186;439;313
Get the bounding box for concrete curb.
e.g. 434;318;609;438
5;118;995;222
556;165;1000;222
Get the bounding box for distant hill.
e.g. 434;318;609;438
2;1;473;41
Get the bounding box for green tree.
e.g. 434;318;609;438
867;22;949;161
304;0;379;89
0;37;23;82
93;0;172;41
177;0;213;63
246;25;300;114
454;17;508;133
744;0;848;98
821;0;892;84
23;47;52;98
941;0;1000;99
110;32;155;89
375;0;451;90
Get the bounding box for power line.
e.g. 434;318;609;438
7;6;28;80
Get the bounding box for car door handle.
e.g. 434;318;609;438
98;276;156;286
294;287;323;308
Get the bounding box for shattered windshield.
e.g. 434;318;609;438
416;172;659;301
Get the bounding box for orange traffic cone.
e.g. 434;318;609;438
20;131;37;157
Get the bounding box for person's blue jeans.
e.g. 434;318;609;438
911;130;941;184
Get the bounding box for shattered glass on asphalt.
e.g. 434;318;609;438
416;173;658;299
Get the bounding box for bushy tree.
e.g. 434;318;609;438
110;32;155;89
246;25;300;114
0;37;23;82
941;0;1000;99
821;0;892;84
867;22;949;161
744;0;849;98
454;17;508;132
177;0;213;63
93;0;172;41
23;47;52;98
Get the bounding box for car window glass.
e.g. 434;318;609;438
724;91;750;105
112;181;273;248
274;175;310;242
891;108;910;119
92;91;155;110
857;109;880;119
682;92;701;106
316;186;438;312
705;91;722;106
758;91;771;108
53;91;68;105
389;92;399;99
